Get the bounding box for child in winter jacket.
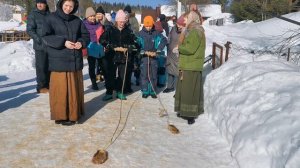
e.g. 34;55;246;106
136;16;167;98
100;10;138;100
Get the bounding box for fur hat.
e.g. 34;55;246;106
36;0;47;4
96;6;105;15
143;16;154;27
176;15;186;27
124;5;132;14
85;7;95;18
115;10;126;22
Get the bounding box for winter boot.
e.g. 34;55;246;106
142;89;149;99
91;79;99;90
38;88;49;94
102;94;113;101
187;117;195;125
150;94;157;99
92;83;99;90
99;75;105;82
142;94;149;98
149;84;157;99
117;92;127;100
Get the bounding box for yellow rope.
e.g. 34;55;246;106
146;53;171;124
101;48;131;150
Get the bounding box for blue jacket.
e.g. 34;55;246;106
136;27;167;53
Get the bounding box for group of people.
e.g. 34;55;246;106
26;0;206;125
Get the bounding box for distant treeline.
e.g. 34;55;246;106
95;1;153;14
0;0;153;15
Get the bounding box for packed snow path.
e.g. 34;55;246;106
0;64;237;168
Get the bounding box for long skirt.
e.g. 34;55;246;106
49;71;84;121
175;70;204;118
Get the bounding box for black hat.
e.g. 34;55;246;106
124;5;132;14
159;14;166;21
36;0;47;4
96;6;105;15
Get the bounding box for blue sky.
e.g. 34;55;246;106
96;0;168;8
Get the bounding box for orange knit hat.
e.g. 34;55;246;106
143;16;154;27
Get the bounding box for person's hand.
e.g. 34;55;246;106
172;46;179;54
65;41;75;49
147;51;156;57
114;47;128;52
104;47;107;52
74;42;82;49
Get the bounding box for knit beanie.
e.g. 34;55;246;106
176;15;186;27
96;6;105;15
124;5;132;14
143;16;154;27
85;7;95;18
36;0;47;4
115;10;126;22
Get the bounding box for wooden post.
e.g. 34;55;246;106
212;42;224;69
224;41;232;62
212;42;216;69
287;48;290;61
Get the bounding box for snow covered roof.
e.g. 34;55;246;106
199;4;222;18
13;5;25;12
160;4;222;18
160;5;177;17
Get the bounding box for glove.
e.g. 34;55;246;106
172;47;179;54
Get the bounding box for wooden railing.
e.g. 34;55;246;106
212;41;231;69
0;30;31;42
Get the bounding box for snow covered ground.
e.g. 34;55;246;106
0;10;299;168
0;54;236;167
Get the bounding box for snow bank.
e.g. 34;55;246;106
0;40;35;74
0;21;26;32
204;54;300;168
160;5;177;17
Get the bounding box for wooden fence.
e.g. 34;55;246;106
0;30;30;42
212;41;231;69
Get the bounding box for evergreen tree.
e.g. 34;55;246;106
231;0;290;22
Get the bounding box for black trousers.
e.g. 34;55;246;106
35;50;50;90
87;56;101;84
115;62;133;93
102;56;115;95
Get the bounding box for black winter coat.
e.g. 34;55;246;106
42;0;89;72
26;7;49;51
100;25;137;63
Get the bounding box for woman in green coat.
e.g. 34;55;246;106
175;11;206;125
